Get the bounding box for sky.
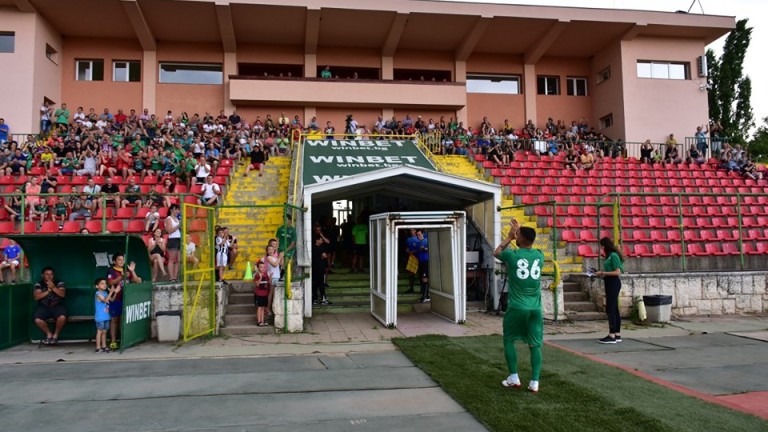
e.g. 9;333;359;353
436;0;767;133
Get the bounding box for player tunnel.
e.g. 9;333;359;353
300;165;502;326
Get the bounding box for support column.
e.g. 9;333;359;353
304;106;316;124
223;52;236;112
523;64;537;123
454;60;466;83
381;56;393;80
142;50;157;114
305;53;317;78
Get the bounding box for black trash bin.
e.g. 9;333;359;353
643;295;672;323
156;310;182;342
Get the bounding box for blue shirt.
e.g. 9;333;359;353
406;235;419;254
416;237;429;262
4;244;21;260
95;290;110;322
0;124;9;141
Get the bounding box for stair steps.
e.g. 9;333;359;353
219;281;273;337
561;280;603;321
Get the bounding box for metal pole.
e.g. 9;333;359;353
679;194;686;271
737;194;744;270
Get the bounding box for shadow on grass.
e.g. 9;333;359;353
393;334;767;432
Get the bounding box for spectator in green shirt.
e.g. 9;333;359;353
275;214;297;261
53;103;70;133
351;216;368;273
320;66;332;79
595;237;625;344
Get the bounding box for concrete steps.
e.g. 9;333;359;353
217;158;293;280
220;284;273;336
562;280;602;320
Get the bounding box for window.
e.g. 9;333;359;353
566;77;588;96
113;60;141;82
637;61;689;80
76;59;104;81
159;63;223;84
537;76;560;95
466;74;521;94
45;44;58;64
0;32;14;53
600;114;613;129
597;67;611;84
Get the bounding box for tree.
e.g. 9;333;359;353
749;117;768;162
706;19;754;144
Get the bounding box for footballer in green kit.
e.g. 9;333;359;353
494;218;545;393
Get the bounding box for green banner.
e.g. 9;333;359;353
121;282;152;351
302;139;435;185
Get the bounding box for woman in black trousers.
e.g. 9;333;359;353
596;237;625;344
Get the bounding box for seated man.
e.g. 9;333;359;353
686;144;705;165
199;175;221;206
664;143;682;165
33;267;67;345
0;239;22;283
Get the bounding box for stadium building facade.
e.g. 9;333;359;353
1;0;733;142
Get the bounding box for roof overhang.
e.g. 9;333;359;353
12;0;735;57
303;164;500;208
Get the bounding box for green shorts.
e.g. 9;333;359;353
503;307;543;347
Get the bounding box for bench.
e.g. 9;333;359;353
37;315;94;347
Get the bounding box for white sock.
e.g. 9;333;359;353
529;380;539;389
507;373;520;383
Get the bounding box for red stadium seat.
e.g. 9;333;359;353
670;243;683;256
652;244;673;257
579;230;596;242
115;207;134;219
220;159;233;167
38;221;59;233
0;221;14;234
716;229;738;241
61;221;82;233
94;208;112;219
632;230;650;242
700;230;715;242
577;244;599;258
561;230;577;242
215;167;230;176
704;243;727;256
687;243;706;256
17;221;36;234
684;231;701;242
722;243;740;256
650;230;667;242
107;220;125;233
126;220;144;233
633;244;653;257
743;243;760;255
85;220;104;233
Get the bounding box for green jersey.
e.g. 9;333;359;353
352;224;368;245
499;247;545;310
603;252;624;273
275;224;296;256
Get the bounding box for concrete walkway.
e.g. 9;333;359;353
3;311;768;424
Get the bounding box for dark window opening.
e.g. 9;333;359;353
393;69;451;82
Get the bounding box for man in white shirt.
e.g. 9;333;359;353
193;156;211;186
199;175;220;206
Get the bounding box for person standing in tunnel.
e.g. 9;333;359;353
416;230;430;303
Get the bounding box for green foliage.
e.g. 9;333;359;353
748;117;768;162
707;19;754;143
393;335;768;432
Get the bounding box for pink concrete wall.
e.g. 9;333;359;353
314;108;382;133
0;11;37;133
466;53;524;75
235;106;305;127
156;42;224;115
394;50;455;75
464;54;525;130
32;14;63;133
621;37;709;143
61;38;143;114
467;94;525;132
316;47;381;68
590;40;625;140
236;44;304;65
534;57;592;129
